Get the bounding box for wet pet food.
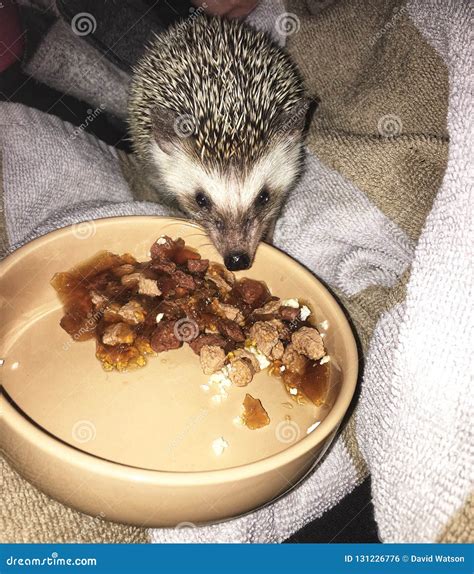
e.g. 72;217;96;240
52;236;330;427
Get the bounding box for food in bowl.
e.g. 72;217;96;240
51;236;330;429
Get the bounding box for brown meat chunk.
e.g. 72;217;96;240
150;235;183;261
150;320;183;353
282;344;308;374
217;318;245;342
253;299;281;314
117;300;146;325
102;322;136;346
271;340;284;360
228;357;255;387
231;348;261;372
150;260;177;274
279;306;300;321
199;345;226;375
187;258;209;274
291;327;325;360
121;272;140;288
248;321;280;357
173;270;196;290
205;273;232;293
211;299;245;323
112;264;136;277
233;278;271;309
188;333;227;355
208;262;235;285
267;318;291;340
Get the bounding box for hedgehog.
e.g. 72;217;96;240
128;14;310;271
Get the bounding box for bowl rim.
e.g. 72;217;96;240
1;215;358;486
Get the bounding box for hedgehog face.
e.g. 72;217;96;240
128;14;313;269
150;136;305;270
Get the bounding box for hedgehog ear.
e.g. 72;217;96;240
273;97;316;136
150;106;196;156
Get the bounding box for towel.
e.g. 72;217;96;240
1;0;472;544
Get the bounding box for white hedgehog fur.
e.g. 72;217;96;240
128;14;309;265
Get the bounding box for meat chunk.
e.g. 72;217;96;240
253;299;281;314
102;322;136;346
211;299;245;323
233;278;271;309
205;273;232;293
282;344;308;374
120;272;161;297
208;262;235;285
271;340;284;360
138;275;161;297
217;318;245;342
150;320;183;353
231;348;261;372
173;270;196;290
188;333;227;355
150;235;183;261
291;327;325;360
267;318;291;340
112;264;136;277
228;357;255;387
150;260;176;274
199;345;226;375
117;300;146;325
279;306;300;321
187;258;209;274
248;320;279;357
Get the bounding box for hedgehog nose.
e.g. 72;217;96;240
224;251;251;271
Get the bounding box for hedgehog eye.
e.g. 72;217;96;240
195;191;210;209
255;187;270;207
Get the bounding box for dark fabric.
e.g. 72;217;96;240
55;0;193;72
285;478;380;543
0;62;130;152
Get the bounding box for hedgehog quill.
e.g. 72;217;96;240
129;15;310;271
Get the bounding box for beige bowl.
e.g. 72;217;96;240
0;216;358;527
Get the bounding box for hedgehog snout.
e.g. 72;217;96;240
224;251;251;271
